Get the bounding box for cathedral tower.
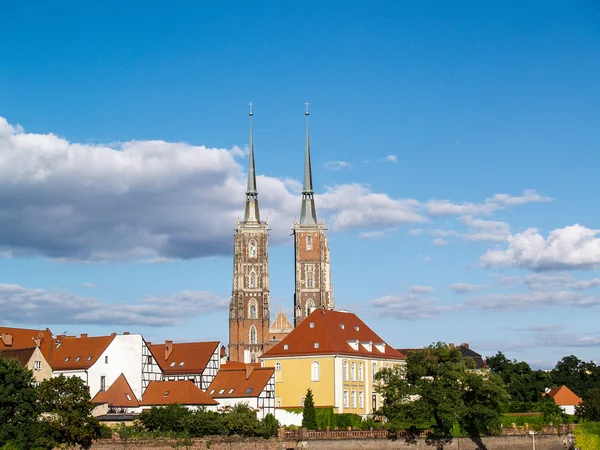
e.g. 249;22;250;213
229;104;270;363
293;103;334;326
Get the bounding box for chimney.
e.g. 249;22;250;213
123;331;130;335
461;342;469;349
220;345;227;358
245;364;255;380
80;333;88;338
164;340;173;360
146;342;151;346
1;333;13;347
33;332;43;348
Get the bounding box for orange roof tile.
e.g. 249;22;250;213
0;347;37;368
92;374;139;407
141;380;218;406
207;364;274;398
0;327;54;360
50;334;116;370
261;309;406;360
544;385;582;406
149;341;219;375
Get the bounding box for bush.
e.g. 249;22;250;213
98;424;113;439
334;413;363;429
138;404;192;433
184;410;226;437
575;422;600;450
260;414;280;438
222;403;261;437
315;408;336;430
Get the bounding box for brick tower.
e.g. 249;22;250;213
229;104;270;363
293;103;334;327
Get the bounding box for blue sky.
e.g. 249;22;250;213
1;1;600;368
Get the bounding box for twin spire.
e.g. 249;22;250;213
242;102;318;225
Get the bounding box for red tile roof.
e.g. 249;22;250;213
0;347;36;368
50;334;116;370
261;309;405;360
207;364;274;398
149;341;219;375
141;380;218;406
0;327;54;360
543;385;582;406
92;374;139;407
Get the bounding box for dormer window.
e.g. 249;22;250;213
219;389;225;394
170;362;176;367
55;342;62;349
210;389;216;395
306;235;313;250
314;342;320;349
75;356;81;362
309;322;314;328
354;326;360;331
179;362;184;367
361;342;373;352
248;240;257;258
347;340;359;351
125;394;132;401
340;324;345;329
374;343;386;353
163;391;170;397
64;357;70;362
283;344;289;350
86;356;93;361
228;388;234;394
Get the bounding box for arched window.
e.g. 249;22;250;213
351;362;356;381
249;272;257;288
311;361;320;381
358;362;364;382
249;326;257;344
372;362;377;379
275;362;282;372
343;361;348;381
249;301;257;319
306;235;312;250
306;299;315;316
307;272;314;288
248;240;257;258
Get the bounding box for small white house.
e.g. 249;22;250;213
50;332;162;400
140;380;219;411
207;364;275;419
543;385;582;415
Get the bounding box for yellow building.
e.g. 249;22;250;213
261;309;405;416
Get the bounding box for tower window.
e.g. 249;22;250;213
307;272;313;288
249;273;257;288
306;299;315;316
249;325;258;344
248;240;257;258
306;235;312;250
249;301;257;319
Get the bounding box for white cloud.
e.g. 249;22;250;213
82;283;97;288
324;161;351;171
371;287;461;320
459;215;510;242
382;154;397;163
409;285;435;294
525;273;600;291
425;190;551;217
0;283;228;326
359;227;398;239
449;283;487;294
480;224;600;271
464;291;600;311
432;238;448;246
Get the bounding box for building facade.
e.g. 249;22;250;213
293;106;334;326
229;105;271;363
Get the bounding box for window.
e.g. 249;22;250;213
311;361;320;382
170;362;176;367
210;389;215;395
75;356;81;362
219;389;225;394
351;390;356;408
147;356;153;364
55;342;62;349
354;326;360;331
249;273;257;288
246;388;253;394
228;388;235;394
249;301;257;319
125;393;132;401
275;362;282;372
358;391;364;409
314;342;319;349
249;326;257;344
179;362;184;367
251;353;257;363
343;361;348;381
105;356;109;364
306;299;315;316
306;272;313;288
351;362;356;381
283;344;289;350
33;360;42;371
64;357;70;362
372;362;377;379
343;390;349;408
306;235;312;250
309;322;314;328
358;362;364;382
248;240;257;258
164;391;170;397
100;376;106;392
86;356;93;361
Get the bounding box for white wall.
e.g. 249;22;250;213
561;405;576;415
274;409;303;426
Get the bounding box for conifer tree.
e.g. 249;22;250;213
302;388;317;430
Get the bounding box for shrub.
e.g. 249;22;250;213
260;413;280;438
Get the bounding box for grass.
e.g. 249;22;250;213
574;422;600;450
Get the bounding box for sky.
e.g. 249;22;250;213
1;1;600;369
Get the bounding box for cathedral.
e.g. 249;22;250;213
228;105;335;363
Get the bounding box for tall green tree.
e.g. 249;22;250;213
375;343;508;438
576;388;600;422
302;388;317;430
0;356;49;449
37;375;100;449
550;356;600;398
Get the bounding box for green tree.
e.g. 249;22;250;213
184;409;226;437
222;403;261;436
302;388;317;430
260;413;280;438
138;404;192;433
550;356;600;398
37;375;100;448
0;356;50;449
375;343;508;439
576;388;600;422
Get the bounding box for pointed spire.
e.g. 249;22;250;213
244;102;261;224
300;102;318;225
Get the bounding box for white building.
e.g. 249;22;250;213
50;332;162;400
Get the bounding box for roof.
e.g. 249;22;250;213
50;334;116;370
141;380;218;406
0;327;54;360
543;385;582;406
261;309;405;360
0;347;36;367
208;364;274;399
397;344;487;369
270;310;293;333
92;374;139;407
149;341;219;375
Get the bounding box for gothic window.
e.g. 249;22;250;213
248;240;257;258
351;362;356;381
306;298;315;316
251;354;257;363
238;307;243;319
249;272;257;288
343;361;348;381
249;325;258;344
311;361;320;382
249;300;258;319
306;235;312;250
275;362;282;372
306;272;314;288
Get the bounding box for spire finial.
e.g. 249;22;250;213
243;102;260;223
249;101;253;116
300;102;317;224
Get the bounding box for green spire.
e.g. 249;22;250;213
244;102;260;223
300;102;317;225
